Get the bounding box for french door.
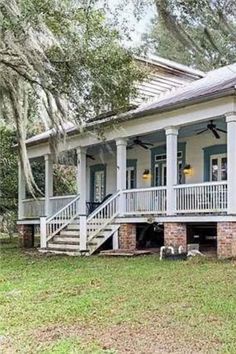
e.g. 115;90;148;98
154;162;166;187
210;154;227;181
93;170;105;202
126;166;135;189
154;160;183;187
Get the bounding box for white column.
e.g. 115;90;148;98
77;147;87;251
18;160;26;219
165;127;178;215
116;138;127;215
226;113;236;214
44;154;53;217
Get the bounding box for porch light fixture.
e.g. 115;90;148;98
183;164;192;175
142;169;151;180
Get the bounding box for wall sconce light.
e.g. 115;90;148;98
183;164;192;175
142;169;151;180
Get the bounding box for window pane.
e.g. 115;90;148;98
94;171;104;202
211;158;218;181
155;165;159;186
178;161;183;184
221;157;227;181
130;170;135;189
162;165;167;186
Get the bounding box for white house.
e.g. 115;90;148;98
17;56;236;258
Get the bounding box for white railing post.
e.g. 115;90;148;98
116;138;127;215
226;112;236;214
112;230;119;250
18;160;26;219
77;147;87;251
40;217;47;248
165;127;178;215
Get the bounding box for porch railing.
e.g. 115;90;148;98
123;186;167;215
22;195;76;219
175;181;227;213
22;198;45;218
23;182;228;220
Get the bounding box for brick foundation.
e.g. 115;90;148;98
118;223;136;250
18;224;35;248
164;222;187;251
217;222;236;258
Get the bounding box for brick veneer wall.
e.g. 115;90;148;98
18;224;34;248
217;222;236;258
118;223;136;250
164;222;187;251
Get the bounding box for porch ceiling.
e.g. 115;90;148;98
87;116;226;154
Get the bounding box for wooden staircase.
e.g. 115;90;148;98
39;192;120;256
42;221;120;256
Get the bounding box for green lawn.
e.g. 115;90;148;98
1;239;236;353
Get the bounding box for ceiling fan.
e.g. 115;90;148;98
128;136;154;150
86;154;95;160
196;120;227;139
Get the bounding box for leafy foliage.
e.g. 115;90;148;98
0;0;145;193
0;126;18;202
144;0;236;70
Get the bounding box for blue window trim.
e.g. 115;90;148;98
127;159;137;188
90;164;106;202
150;142;186;186
203;144;227;182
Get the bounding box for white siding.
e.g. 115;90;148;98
133;70;194;105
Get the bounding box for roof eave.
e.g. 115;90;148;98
25;87;236;148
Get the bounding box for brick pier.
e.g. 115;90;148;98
18;224;35;248
217;222;236;258
164;222;187;251
118;224;136;250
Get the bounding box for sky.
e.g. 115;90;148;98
107;0;155;46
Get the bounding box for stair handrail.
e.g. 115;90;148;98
87;191;121;240
46;194;80;243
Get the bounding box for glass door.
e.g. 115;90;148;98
126;166;135;189
94;170;105;202
210;154;227;181
154;162;166;186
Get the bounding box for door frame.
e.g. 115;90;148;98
90;164;106;202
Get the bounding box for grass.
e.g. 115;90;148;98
1;239;236;353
